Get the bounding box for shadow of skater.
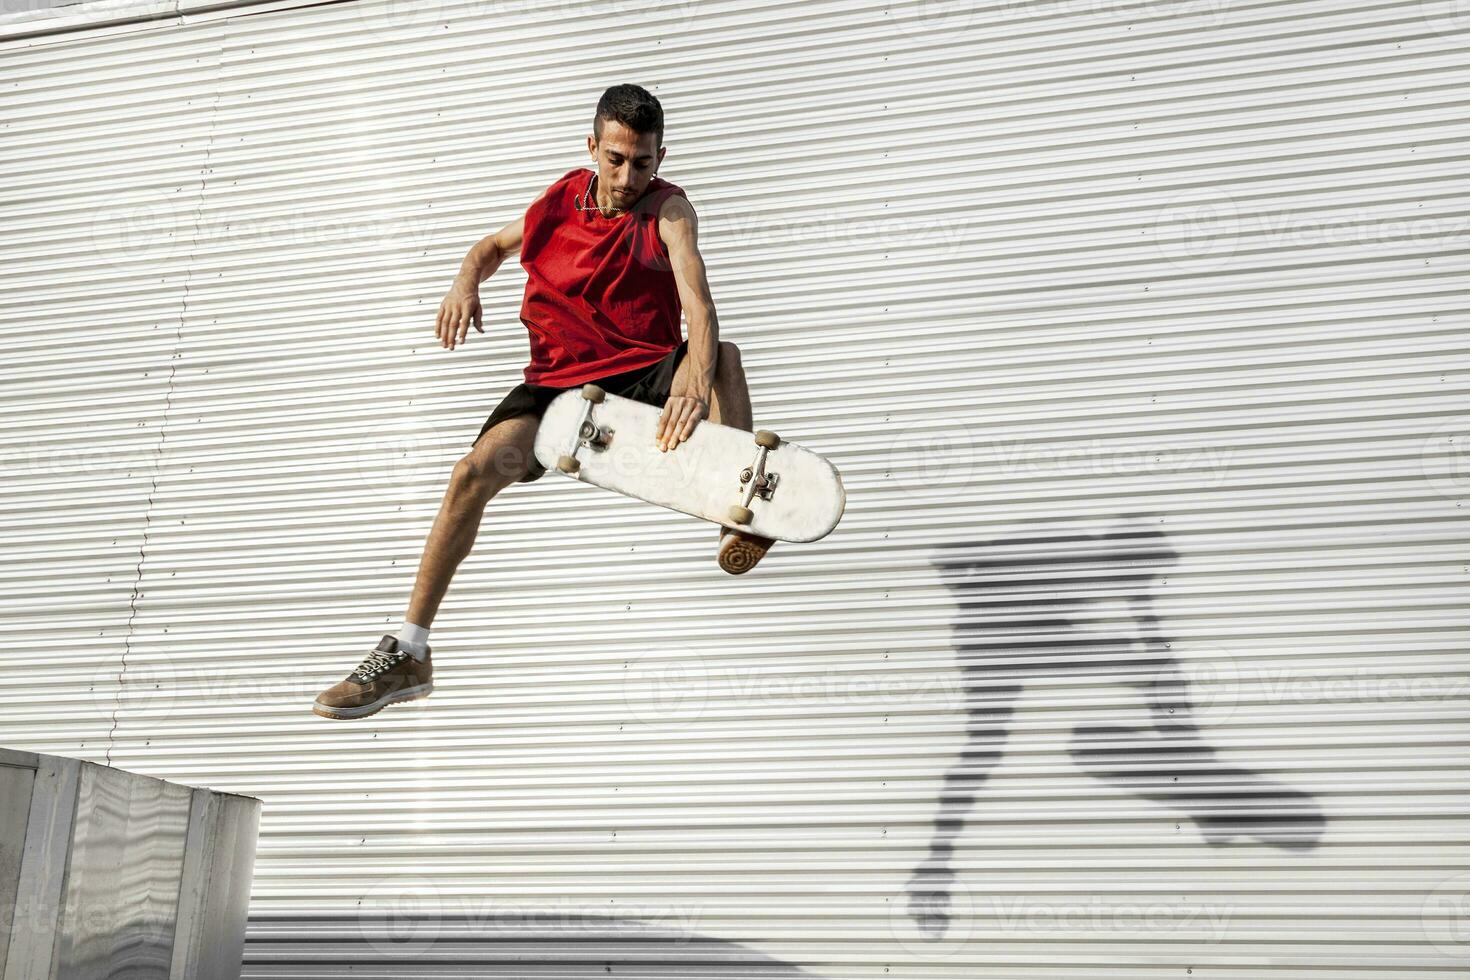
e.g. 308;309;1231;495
905;515;1325;938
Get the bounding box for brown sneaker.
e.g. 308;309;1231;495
312;634;433;720
718;526;776;574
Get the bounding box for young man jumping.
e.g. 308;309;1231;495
313;84;772;720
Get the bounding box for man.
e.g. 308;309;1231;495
313;84;772;720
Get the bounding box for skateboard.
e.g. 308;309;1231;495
532;384;845;543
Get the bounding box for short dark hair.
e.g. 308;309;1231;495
593;84;664;146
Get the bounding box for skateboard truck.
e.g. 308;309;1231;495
556;384;614;475
728;429;781;526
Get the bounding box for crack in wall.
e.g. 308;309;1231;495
106;21;229;767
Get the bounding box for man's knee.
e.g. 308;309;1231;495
454;447;531;489
458;420;536;490
450;455;497;495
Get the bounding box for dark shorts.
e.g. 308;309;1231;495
473;339;689;483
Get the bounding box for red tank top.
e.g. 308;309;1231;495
517;167;687;386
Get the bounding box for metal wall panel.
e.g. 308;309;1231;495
2;0;1467;977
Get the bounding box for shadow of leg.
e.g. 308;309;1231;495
905;685;1021;937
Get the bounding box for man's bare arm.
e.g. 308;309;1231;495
656;195;718;443
437;195;538;350
456;215;525;287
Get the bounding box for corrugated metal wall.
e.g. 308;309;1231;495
2;0;1467;976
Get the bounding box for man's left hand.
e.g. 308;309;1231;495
656;388;709;451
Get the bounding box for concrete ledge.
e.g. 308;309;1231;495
0;750;261;980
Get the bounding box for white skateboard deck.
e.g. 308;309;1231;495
533;385;845;543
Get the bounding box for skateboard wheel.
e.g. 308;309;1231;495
754;429;780;449
557;454;581;474
728;504;754;525
581;383;606;403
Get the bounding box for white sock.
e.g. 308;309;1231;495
395;622;430;661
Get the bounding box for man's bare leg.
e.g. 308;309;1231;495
701;340;752;431
403;413;539;627
313;414;540;718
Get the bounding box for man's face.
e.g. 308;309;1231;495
587;119;665;207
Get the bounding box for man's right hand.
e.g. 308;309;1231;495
436;282;483;350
